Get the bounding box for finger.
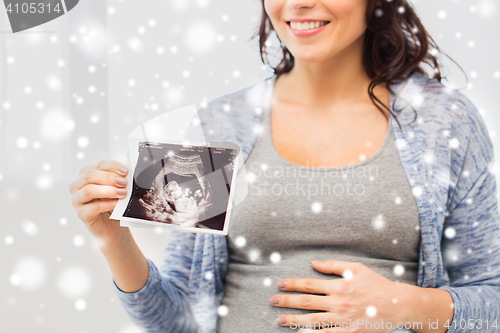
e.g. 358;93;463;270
312;260;364;277
73;184;127;206
91;160;129;175
269;294;331;311
80;160;128;176
277;278;331;295
70;161;128;194
276;312;337;328
72;168;128;193
78;198;119;222
78;163;95;176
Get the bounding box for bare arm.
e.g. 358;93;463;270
69;160;199;332
69;160;149;292
98;225;150;293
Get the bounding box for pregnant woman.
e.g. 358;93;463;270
69;0;500;332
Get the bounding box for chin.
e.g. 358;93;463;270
291;51;324;64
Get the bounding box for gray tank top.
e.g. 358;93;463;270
217;80;421;332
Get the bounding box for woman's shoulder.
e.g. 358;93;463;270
401;72;492;151
405;72;494;185
401;72;479;120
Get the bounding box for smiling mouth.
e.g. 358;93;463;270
286;21;331;31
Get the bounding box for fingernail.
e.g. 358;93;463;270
277;280;287;288
116;176;127;186
277;315;286;324
116;188;127;196
311;260;323;265
269;296;279;305
118;165;128;175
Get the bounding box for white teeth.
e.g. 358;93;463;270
290;21;328;31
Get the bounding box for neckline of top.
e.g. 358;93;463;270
261;74;394;171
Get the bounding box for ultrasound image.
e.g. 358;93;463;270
123;141;238;231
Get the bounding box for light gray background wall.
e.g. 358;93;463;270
0;0;499;332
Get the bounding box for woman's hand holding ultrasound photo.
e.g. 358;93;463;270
69;160;130;248
69;160;151;293
67;140;239;294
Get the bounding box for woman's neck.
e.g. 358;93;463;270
275;34;390;116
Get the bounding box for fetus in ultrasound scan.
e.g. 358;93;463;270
138;152;213;227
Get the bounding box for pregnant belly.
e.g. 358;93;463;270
217;253;418;333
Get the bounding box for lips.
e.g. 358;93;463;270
285;20;331;36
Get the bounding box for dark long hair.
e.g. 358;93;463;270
250;0;466;129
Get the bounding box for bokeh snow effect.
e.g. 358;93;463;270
0;0;499;332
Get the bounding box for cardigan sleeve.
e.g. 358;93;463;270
437;95;500;333
113;231;200;333
113;92;233;332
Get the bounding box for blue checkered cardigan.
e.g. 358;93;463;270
115;71;500;333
